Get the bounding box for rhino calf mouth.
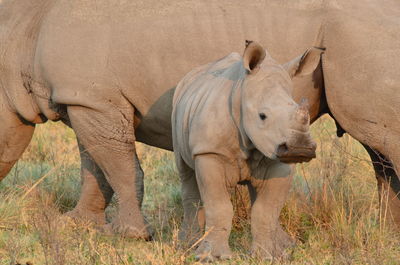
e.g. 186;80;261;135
276;143;316;163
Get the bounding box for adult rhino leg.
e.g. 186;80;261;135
67;103;149;239
250;162;295;260
176;156;203;246
363;144;400;228
65;141;114;225
0;97;35;181
194;154;233;262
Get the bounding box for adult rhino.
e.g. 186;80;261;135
172;41;319;260
0;0;399;239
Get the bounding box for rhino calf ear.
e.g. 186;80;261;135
283;47;324;78
243;40;266;74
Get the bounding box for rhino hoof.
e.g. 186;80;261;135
194;241;233;263
178;229;202;248
64;208;106;225
99;223;153;240
251;231;295;261
195;253;232;263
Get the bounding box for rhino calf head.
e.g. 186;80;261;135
240;41;321;163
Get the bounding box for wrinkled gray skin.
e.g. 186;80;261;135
0;0;399;241
172;42;320;260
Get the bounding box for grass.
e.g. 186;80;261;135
0;115;399;264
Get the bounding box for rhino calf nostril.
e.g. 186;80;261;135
277;143;288;153
259;113;267;120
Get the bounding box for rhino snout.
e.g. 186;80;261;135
276;134;316;163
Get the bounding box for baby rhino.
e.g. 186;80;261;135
172;41;322;261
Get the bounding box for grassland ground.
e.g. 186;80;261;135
0;116;399;264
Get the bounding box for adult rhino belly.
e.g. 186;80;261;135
323;10;400;150
38;0;323;136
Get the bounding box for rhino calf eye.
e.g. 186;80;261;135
259;113;267;120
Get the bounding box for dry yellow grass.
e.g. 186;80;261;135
0;115;399;264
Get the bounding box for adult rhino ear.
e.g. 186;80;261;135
243;40;266;74
283;47;325;78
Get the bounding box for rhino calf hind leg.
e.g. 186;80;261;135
65;141;114;225
363;145;400;228
67;104;150;239
194;155;233;262
176;157;203;246
0;100;35;181
250;162;295;260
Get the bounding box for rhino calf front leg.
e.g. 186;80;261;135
194;155;233;262
250;162;295;260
